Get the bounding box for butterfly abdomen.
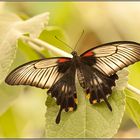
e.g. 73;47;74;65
77;68;86;88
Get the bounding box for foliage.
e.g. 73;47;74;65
0;12;49;84
0;2;140;138
126;89;140;128
45;88;125;138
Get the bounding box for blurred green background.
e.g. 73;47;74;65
0;2;140;138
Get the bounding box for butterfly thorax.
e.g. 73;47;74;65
71;51;81;67
71;51;78;56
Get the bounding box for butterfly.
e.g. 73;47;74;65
5;40;140;124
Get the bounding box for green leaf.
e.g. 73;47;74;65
39;26;71;56
0;12;49;117
0;107;20;137
0;83;22;116
128;62;140;89
0;12;49;84
125;89;140;128
44;63;127;138
45;87;125;138
114;69;129;90
0;48;27;116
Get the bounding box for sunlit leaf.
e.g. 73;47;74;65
0;49;26;116
0;11;49;119
45;86;125;138
114;69;129;90
0;83;22;116
44;45;128;137
125;89;140;128
0;12;49;84
0;108;20;137
45;69;127;138
128;62;140;89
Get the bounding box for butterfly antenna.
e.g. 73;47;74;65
55;36;73;51
74;30;84;51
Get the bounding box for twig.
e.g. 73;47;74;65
27;41;46;58
126;84;140;95
21;36;72;58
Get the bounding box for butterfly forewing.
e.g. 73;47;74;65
5;57;72;89
81;41;140;76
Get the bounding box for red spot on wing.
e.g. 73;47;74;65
58;58;70;63
83;51;94;57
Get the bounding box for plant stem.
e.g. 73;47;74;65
126;84;140;95
21;36;72;58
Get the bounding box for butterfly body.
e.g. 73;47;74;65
5;41;140;124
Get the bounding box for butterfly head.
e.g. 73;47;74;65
71;51;78;57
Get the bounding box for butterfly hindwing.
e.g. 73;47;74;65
81;41;140;76
48;64;77;124
5;57;78;124
77;61;118;110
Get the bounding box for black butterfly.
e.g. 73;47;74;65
5;41;140;124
